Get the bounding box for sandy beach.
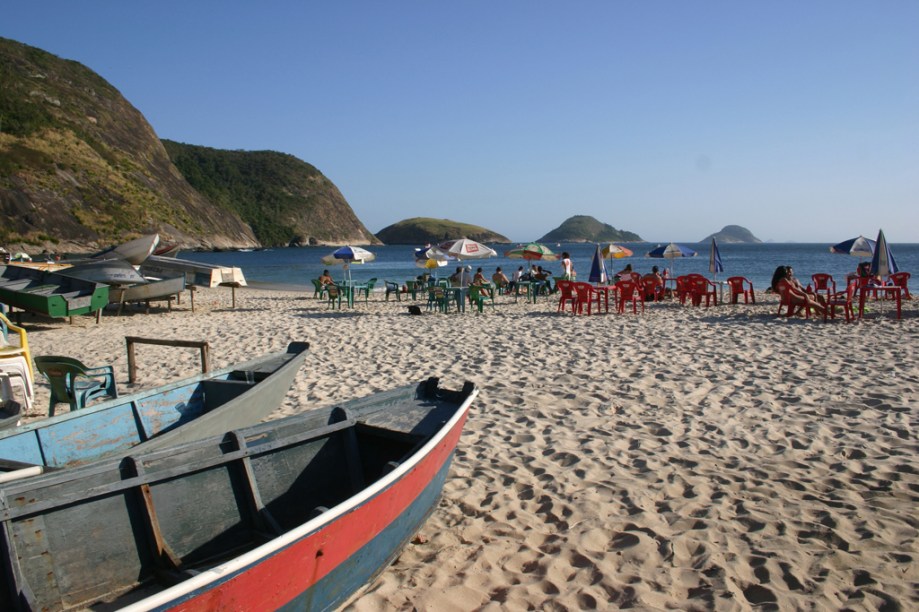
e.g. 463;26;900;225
16;287;919;611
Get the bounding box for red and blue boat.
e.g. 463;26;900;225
0;377;476;611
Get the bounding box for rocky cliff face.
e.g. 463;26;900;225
0;37;373;253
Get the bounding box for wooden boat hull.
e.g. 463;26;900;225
108;275;187;305
0;265;109;318
0;378;476;611
141;255;247;288
90;234;160;265
60;259;147;286
0;342;309;470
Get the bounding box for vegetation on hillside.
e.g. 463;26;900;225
538;215;642;243
375;217;510;245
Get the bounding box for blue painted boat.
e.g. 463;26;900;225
0;342;309;472
0;377;476;611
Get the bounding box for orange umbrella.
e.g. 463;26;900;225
600;244;633;259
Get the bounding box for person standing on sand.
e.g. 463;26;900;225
561;252;574;280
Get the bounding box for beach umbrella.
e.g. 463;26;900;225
321;245;375;283
600;244;634;259
504;242;559;261
647;242;697;278
830;235;875;258
588;244;608;284
709;237;724;277
869;229;899;277
436;238;497;285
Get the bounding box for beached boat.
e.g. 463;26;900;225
0;341;309;472
90;233;160;265
0;377;476;611
0;265;109;318
58;259;147;286
141;254;247;288
108;274;187;312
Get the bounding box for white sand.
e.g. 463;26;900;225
18;287;919;610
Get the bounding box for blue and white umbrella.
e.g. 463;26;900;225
869;229;898;277
588;244;608;284
321;245;375;283
830;236;875;258
647;242;697;277
709;238;724;277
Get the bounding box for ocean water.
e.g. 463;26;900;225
181;242;919;292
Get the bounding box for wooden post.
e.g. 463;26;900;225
125;336;210;384
189;286;196;313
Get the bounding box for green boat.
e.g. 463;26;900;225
0;264;109;318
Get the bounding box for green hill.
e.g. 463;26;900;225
376;217;510;245
163;142;378;247
703;225;761;243
0;36;375;252
538;215;642;243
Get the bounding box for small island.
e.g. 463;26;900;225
703;225;761;244
538;215;642;243
375;217;510;245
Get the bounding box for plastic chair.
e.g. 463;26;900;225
811;274;835;301
355;278;376;301
726;276;755;304
888;272;911;299
776;286;811;318
311;279;327;299
468;286;495;313
641;277;664;302
555;280;578;313
325;285;342;309
824;280;858;323
690;276;718;307
426;287;449;313
675;276;694;305
33;355;118;416
384;281;402;302
0;312;33;380
573;282;606;315
615;280;644;314
0;357;33;411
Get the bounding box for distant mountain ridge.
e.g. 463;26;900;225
538;215;642;243
376;218;510;245
703;225;761;244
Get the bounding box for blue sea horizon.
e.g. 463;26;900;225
182;242;919;293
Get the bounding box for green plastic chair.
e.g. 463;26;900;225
469;286;495;313
325;285;342;309
359;278;377;301
426;287;448;313
311;279;328;299
384;281;402;301
33;355;118;416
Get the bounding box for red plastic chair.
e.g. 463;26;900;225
776;284;811;318
824;280;858;323
726;276;755;304
615;280;644;314
888;272;911;299
555;280;578;314
811;273;836;301
641;277;664;302
690;276;718;307
573;282;606;315
675;276;694;305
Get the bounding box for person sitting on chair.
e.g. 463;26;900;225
857;261;883;286
472;267;488;286
492;267;510;292
615;263;633;281
642;266;665;300
772;266;825;316
318;269;335;286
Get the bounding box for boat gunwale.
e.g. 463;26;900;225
119;383;478;612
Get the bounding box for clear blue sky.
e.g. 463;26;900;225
3;1;917;243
